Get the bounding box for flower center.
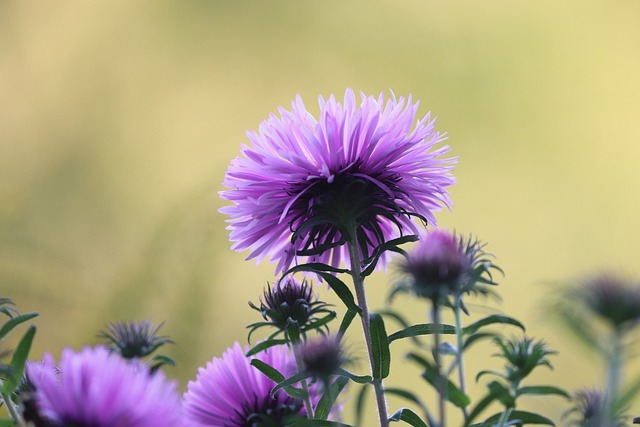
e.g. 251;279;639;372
228;393;305;427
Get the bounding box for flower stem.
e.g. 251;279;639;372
453;295;469;422
291;340;315;419
1;392;26;427
347;236;389;427
432;303;446;427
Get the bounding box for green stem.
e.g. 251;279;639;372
432;303;446;427
453;295;470;422
291;340;315;419
1;392;26;427
347;235;389;427
605;330;624;421
496;407;513;427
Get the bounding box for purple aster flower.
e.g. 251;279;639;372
27;346;181;427
183;342;322;427
220;89;456;274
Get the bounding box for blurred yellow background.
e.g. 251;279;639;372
2;1;640;424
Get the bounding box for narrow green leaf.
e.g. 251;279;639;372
462;332;496;351
384;388;435;426
149;354;176;373
473;410;555;426
354;384;370;427
463;315;525;335
249;359;305;399
314;376;349;420
317;272;361;314
361;235;419;278
369;313;391;379
2;325;36;394
270;371;313;397
388;408;428;427
288;420;353;427
335;368;372;384
0;419;15;426
250;359;284;382
246;339;288;357
0;312;38;341
517;385;570;399
467;385;505;424
388;323;456;344
618;374;640;411
338;309;357;339
406;353;469;408
302;311;337;334
283;263;349;276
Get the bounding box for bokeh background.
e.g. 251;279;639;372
2;1;640;424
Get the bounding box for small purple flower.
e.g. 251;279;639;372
397;230;473;301
183;342;319;427
299;336;345;380
27;346;181;427
220;89;455;274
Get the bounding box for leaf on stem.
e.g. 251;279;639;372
388;408;429;427
0;312;38;341
388;323;456;344
314;376;350;420
463;315;525;335
1;325;36;394
369;313;391;379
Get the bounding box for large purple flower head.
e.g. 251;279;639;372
183;342;320;427
27;346;181;427
220;89;456;274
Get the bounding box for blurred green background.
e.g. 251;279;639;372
2;0;640;424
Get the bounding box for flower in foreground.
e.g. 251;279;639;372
27;346;181;427
183;342;320;426
220;89;455;274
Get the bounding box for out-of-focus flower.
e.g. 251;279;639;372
564;389;626;427
98;320;173;359
299;335;345;381
397;230;470;301
27;346;181;427
393;230;500;305
579;274;640;330
184;342;323;427
248;278;334;338
220;89;455;274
